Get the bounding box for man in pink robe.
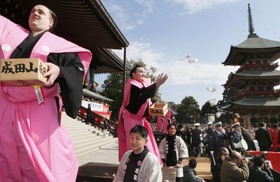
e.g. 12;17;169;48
117;64;168;163
156;117;164;132
156;109;173;133
0;5;91;182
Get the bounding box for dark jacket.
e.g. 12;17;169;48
211;159;223;182
255;128;273;148
182;166;203;182
248;167;274;182
191;128;202;144
242;128;256;150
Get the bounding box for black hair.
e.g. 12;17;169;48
188;158;197;169
129;64;143;78
48;8;58;32
167;123;176;130
177;124;183;129
130;125;148;139
258;122;265;127
30;5;58;32
253;155;265;167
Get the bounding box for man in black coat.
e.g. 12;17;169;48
248;155;274;182
183;158;205;182
255;122;273;151
191;123;202;157
208;122;227;176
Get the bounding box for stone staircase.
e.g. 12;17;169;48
61;111;117;158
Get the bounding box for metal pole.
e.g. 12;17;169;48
122;47;127;100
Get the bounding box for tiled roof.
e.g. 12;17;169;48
233;97;280;107
223;35;280;66
235;70;280;78
1;0;129;73
236;36;280;49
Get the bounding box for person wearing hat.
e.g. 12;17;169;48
208;122;228;179
191;123;202;157
204;121;214;157
255;122;273;151
229;121;243;152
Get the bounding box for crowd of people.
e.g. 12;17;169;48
113;63;279;181
155;120;280;156
114;117;279;181
154;120;279;182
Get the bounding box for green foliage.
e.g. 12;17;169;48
201;102;218;117
167;101;178;112
100;73;123;120
175;96;200;123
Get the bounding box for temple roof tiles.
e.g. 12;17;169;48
235;70;280;78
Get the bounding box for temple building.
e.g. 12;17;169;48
222;4;280;127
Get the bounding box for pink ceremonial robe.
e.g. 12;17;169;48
156;117;164;132
0;15;92;182
156;110;172;133
117;78;162;164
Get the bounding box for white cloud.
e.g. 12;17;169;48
113;41;238;87
134;0;156;14
164;0;241;14
104;0;156;30
161;61;238;86
106;4;136;30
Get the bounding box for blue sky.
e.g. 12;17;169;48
95;0;280;108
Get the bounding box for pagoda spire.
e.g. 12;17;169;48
247;3;258;38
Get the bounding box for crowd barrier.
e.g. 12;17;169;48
249;151;280;172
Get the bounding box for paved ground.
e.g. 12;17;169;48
77;138;119;166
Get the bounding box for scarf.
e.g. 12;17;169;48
166;134;177;167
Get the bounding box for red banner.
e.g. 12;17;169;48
249;151;280;172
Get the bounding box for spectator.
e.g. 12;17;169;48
208;122;227;176
248;155;274;182
117;64;168;162
183;158;205;182
205;121;214;156
0;5;91;181
221;150;249;182
191;123;202;157
159;123;189;182
176;124;184;137
212;147;229;182
241;126;256;151
229;122;244;152
113;125;162;182
255;122;273;151
85;103;93;124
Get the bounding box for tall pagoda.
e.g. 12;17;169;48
222;4;280;127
